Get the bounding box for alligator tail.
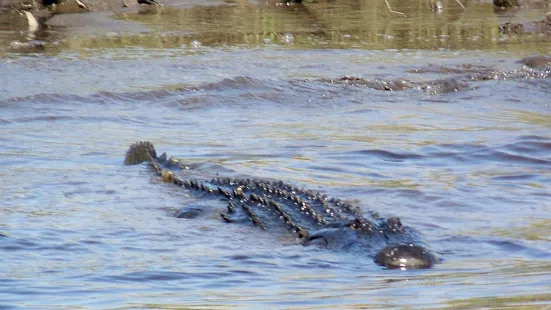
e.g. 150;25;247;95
124;141;157;165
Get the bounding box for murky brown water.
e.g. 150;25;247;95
1;0;551;308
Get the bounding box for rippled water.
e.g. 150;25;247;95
1;0;551;308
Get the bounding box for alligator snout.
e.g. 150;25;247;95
374;244;437;269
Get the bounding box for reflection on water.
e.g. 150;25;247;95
2;0;551;54
76;0;551;50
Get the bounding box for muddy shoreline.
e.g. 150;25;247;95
2;0;549;32
1;0;550;55
0;0;225;35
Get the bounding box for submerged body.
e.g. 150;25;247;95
125;141;437;269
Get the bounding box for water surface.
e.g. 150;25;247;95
1;0;551;308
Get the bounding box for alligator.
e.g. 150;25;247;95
125;141;438;269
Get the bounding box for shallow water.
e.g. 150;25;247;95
1;0;551;308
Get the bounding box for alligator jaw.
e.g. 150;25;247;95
374;244;437;269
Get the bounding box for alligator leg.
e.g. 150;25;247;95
248;194;309;239
220;202;262;227
240;201;267;230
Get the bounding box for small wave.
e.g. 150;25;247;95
409;61;551;81
517;55;551;69
316;76;414;91
485;239;551;259
0;93;94;105
103;270;232;282
1;63;548;111
441;235;551;260
0;238;40;251
313;75;473;94
335;135;551;167
488;150;551;166
0;88;187;108
354;149;422;161
201;76;275;91
420;77;470;94
408;64;494;75
490;174;539;181
95;89;189;103
8;115;73;123
431;136;551;166
503;139;551;155
108;271;192;282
